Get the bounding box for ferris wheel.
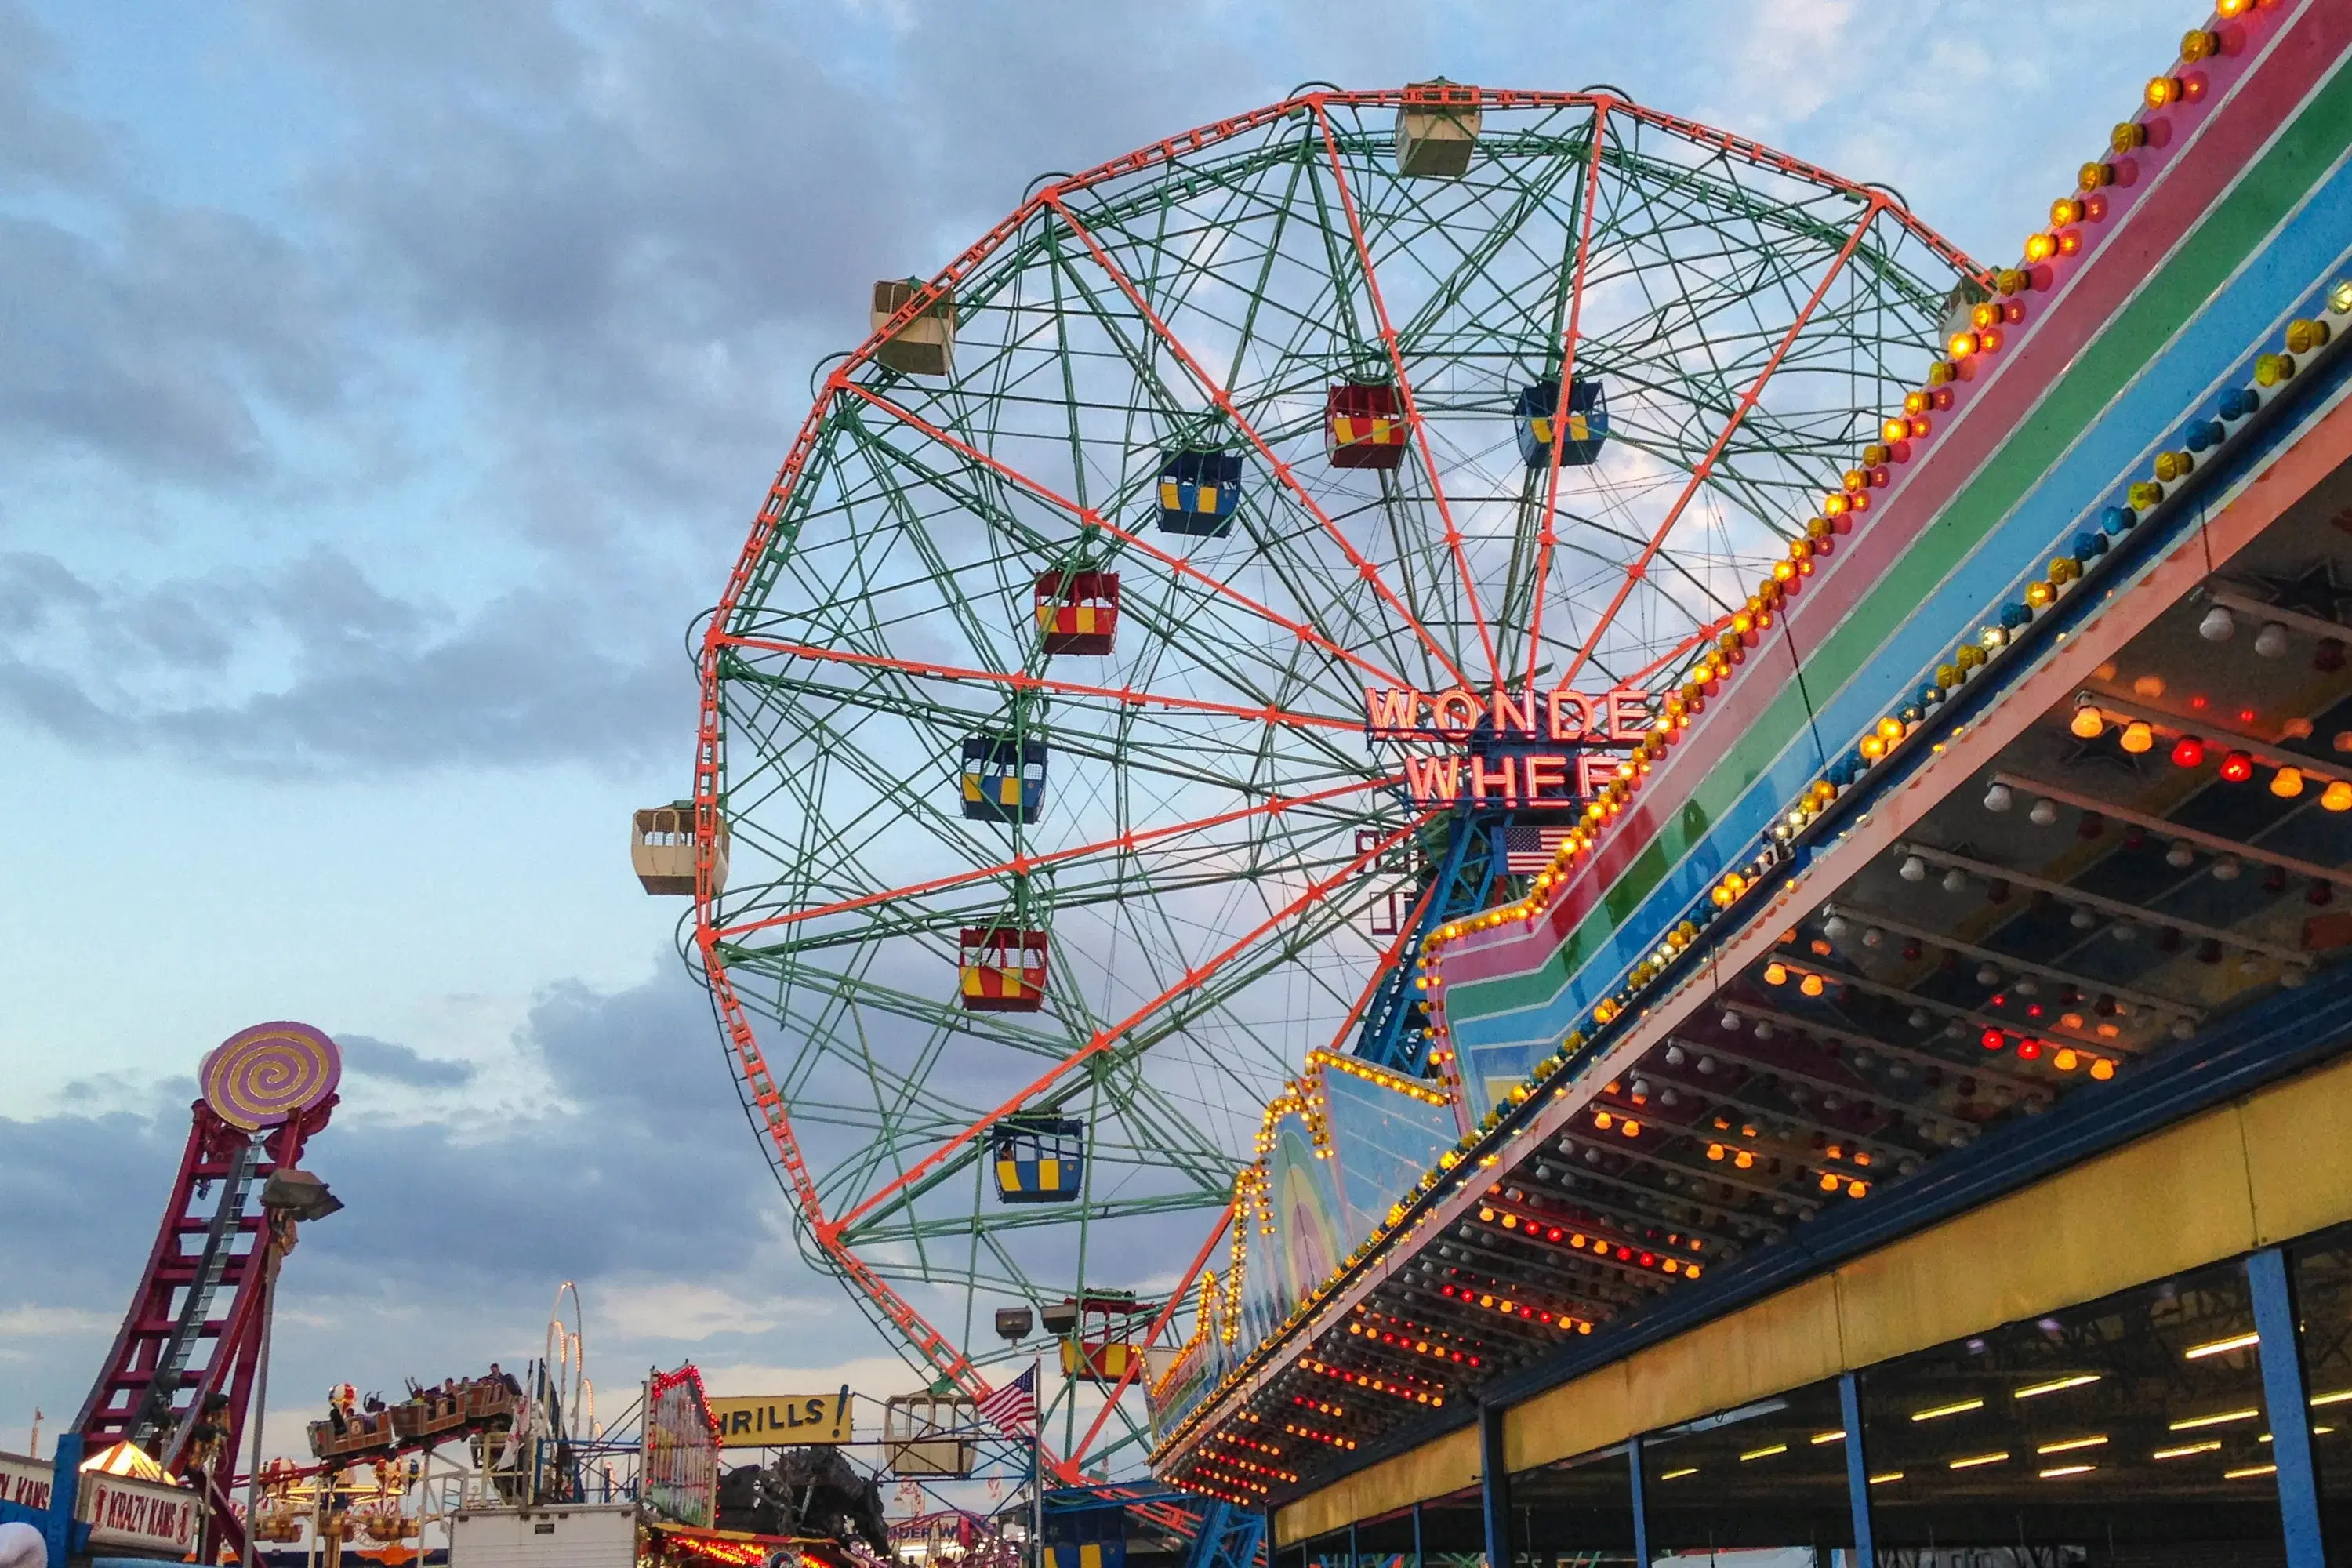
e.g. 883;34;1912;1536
656;85;1977;1476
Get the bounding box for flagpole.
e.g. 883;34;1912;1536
1029;1357;1043;1568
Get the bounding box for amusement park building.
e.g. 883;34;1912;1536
667;2;2352;1566
1130;9;2352;1568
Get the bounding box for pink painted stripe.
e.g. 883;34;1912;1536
1439;1;2349;991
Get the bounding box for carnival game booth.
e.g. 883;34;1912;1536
0;1440;206;1566
1142;9;2352;1568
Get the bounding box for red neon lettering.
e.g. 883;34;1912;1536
1470;755;1517;803
1429;688;1481;734
1577;754;1615;796
1548;689;1592;742
1608;691;1652;741
1363;688;1418;734
1522;754;1566;799
1403;756;1462;804
1488;686;1538;736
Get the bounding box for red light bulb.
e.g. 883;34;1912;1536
1981;1027;2007;1051
2220;749;2253;782
2172;735;2207;768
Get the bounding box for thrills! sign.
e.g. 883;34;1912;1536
1365;684;1653;808
706;1389;855;1448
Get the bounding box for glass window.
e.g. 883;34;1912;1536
1509;1443;1638;1568
2291;1231;2352;1559
1639;1379;1853;1565
1859;1254;2283;1556
1417;1486;1487;1567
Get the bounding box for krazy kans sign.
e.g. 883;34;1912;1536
1364;684;1653;808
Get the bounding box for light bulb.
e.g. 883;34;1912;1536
2165;842;2195;869
2071;702;2105;739
2214;855;2242;882
2199;604;2236;641
2028;798;2059;826
1943;868;1971;894
2120;720;2154;753
2256;622;2290;659
1984;782;2015;811
2324;781;2352;812
1823;913;1850;938
1899;854;1927;882
2274;767;2305;798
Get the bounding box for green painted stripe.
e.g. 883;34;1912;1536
1450;57;2352;1026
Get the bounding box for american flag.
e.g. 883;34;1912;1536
1502;825;1576;876
978;1363;1038;1439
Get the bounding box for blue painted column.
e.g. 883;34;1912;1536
1626;1436;1650;1568
1410;1501;1424;1568
2249;1247;2327;1568
43;1433;82;1568
1479;1403;1511;1568
1838;1373;1876;1568
1348;1519;1359;1568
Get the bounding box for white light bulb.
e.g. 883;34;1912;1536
1899;854;1927;882
2028;798;2059;826
2256;621;2290;659
1984;782;2015;811
2199;604;2236;641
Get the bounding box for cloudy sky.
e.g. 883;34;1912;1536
0;0;2181;1468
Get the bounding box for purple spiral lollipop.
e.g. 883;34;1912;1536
201;1022;341;1130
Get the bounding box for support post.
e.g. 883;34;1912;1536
1838;1373;1875;1568
1626;1437;1650;1568
1479;1403;1510;1568
2249;1247;2327;1568
1410;1501;1423;1568
1347;1519;1359;1568
43;1432;82;1568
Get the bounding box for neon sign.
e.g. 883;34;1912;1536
1364;684;1654;808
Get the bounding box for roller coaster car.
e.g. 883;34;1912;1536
1155;449;1243;536
1033;569;1120;655
1326;383;1409;470
1396;80;1482;178
633;802;730;897
958;736;1048;824
1051;1291;1160;1385
1515;378;1610;468
307;1412;396;1461
959;927;1049;1011
993;1114;1084;1203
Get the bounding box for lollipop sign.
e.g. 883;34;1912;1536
200;1022;342;1131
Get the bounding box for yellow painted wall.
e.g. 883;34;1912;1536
1274;1052;2352;1545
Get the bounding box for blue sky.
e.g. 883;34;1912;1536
0;0;2183;1462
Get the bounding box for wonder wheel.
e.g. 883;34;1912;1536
670;86;1979;1476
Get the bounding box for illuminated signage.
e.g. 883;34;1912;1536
706;1389;855;1447
1364;684;1653;808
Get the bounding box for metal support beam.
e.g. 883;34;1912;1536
1838;1372;1875;1568
2249;1247;2327;1568
1627;1436;1651;1568
1479;1403;1510;1568
1410;1501;1423;1568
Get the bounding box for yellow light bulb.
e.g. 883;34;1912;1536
2323;781;2352;813
2120;720;2154;754
2071;704;2105;739
2273;767;2305;799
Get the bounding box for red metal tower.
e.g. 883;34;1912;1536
71;1022;341;1555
